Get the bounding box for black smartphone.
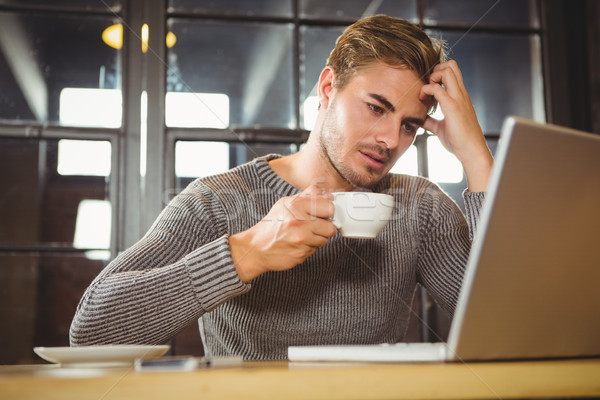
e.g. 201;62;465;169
134;356;242;372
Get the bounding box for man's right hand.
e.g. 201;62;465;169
229;186;338;283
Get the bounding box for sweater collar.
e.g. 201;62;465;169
253;153;394;195
253;154;300;197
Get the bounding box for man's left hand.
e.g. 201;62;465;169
419;60;493;192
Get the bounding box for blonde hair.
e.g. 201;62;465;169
327;15;446;90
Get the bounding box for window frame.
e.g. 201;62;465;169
0;0;546;256
0;0;551;350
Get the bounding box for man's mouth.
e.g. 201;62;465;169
359;151;387;169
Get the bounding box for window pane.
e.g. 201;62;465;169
0;137;111;248
423;0;539;28
166;92;230;128
174;141;297;193
299;0;417;21
436;136;499;211
0;253;107;364
299;25;346;130
57;139;112;176
73;199;112;255
175;141;230;178
0;12;121;126
168;0;293;18
390;145;418;176
427;136;463;183
431;31;544;133
59;88;121;128
0;0;121;11
167;19;294;129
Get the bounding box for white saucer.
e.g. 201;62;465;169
34;345;170;367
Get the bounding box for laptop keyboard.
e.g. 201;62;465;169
288;342;448;362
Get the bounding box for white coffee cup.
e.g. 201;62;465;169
331;192;394;238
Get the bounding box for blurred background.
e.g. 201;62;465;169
1;0;598;364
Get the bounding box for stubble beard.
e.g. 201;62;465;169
318;105;381;190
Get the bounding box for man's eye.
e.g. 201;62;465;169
368;104;384;114
401;122;417;135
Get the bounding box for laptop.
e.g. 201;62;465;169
288;116;600;362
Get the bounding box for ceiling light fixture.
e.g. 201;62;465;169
102;23;176;52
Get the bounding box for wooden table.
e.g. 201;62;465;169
1;358;600;399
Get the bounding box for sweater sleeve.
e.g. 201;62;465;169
415;186;486;317
69;184;251;346
463;189;486;240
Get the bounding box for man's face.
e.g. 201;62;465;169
319;62;430;189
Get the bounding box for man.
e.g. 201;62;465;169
70;15;493;360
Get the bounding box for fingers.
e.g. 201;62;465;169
287;195;338;239
234;187;339;280
296;189;338;241
291;185;335;220
421;115;442;134
303;219;338;246
420;81;450;104
434;60;464;86
300;184;330;198
420;60;468;103
269;190;336;244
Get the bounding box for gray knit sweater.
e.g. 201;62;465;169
70;154;485;360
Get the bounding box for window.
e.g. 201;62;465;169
173;141;298;193
57;139;112;176
0;11;120;126
390;144;419;177
1;0;555;363
168;0;293;18
431;30;544;134
299;25;346;130
427;136;464;183
299;0;417;21
73;199;112;260
0;137;112;248
422;0;538;28
166;93;230;128
164;1;542;210
175;141;230;178
0;0;121;10
167;19;295;128
59;89;122;128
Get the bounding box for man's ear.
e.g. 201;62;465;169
317;66;336;110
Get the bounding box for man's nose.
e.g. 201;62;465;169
373;117;400;149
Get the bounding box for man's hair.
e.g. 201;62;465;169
327;15;446;91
